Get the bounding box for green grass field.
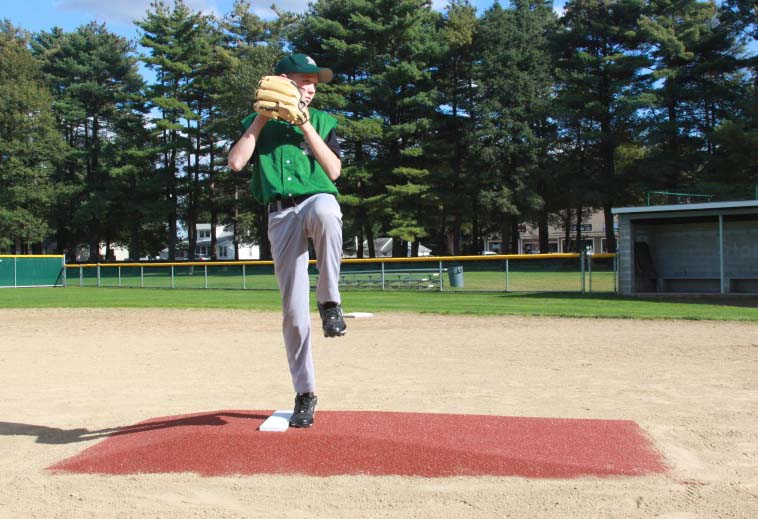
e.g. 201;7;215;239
2;286;757;321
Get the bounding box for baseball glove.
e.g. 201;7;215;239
253;75;309;126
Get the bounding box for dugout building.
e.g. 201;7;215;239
612;200;758;295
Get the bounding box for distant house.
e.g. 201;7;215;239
485;210;618;254
72;244;129;262
343;237;431;258
162;224;260;260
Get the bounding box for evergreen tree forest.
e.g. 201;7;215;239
1;0;756;260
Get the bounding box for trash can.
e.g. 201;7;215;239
447;266;464;288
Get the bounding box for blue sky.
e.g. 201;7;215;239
5;1;567;41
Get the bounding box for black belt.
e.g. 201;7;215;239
268;194;313;213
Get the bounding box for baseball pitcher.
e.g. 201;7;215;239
228;53;346;428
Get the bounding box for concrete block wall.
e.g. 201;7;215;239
617;216;633;295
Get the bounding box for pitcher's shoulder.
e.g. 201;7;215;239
308;108;338;127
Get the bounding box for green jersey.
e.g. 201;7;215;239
240;108;339;205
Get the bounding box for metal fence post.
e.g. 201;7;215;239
381;261;385;291
140;266;144;288
13;256;17;288
505;258;509;293
588;253;593;293
580;251;585;294
438;261;443;291
171;266;175;288
204;265;208;289
97;264;101;288
118;266;122;287
243;264;246;289
79;265;83;287
62;256;67;287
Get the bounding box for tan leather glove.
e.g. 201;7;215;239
253;75;309;126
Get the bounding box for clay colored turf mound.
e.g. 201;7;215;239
48;410;666;478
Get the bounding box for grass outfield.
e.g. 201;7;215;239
2;286;758;321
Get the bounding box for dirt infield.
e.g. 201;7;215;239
1;308;757;518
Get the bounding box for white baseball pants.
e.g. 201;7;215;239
267;193;343;393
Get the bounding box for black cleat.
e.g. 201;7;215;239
289;392;317;428
318;302;347;338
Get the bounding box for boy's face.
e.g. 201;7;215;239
284;72;319;107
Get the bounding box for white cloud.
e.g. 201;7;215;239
54;0;221;24
250;0;309;19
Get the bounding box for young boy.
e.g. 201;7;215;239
228;54;346;428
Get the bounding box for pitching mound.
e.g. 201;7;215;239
49;410;666;478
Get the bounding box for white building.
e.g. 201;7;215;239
343;237;432;258
73;244;129;262
163;224;260;260
485;210;618;254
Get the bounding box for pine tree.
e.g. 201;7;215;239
708;0;758;192
0;22;65;253
554;0;651;252
32;22;144;260
216;0;290;260
474;1;558;253
177;12;231;260
292;0;442;257
137;0;198;261
428;0;478;255
288;0;385;257
641;0;743;197
105;91;165;260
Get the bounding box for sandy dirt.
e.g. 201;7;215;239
0;308;757;518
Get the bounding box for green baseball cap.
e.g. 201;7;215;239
274;53;333;83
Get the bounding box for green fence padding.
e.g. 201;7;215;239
0;258;14;287
0;256;65;287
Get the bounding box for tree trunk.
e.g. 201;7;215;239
501;214;512;254
233;187;240;261
452;213;461;255
89;236;100;262
574;206;583;252
210;163;217;261
510;219;519;254
129;217;141;260
563;209;572;252
392;237;403;257
366;226;375;258
187;134;199;261
538;209;549;253
167;136;177;261
88;117;100;262
472;206;481;254
188;224;196;260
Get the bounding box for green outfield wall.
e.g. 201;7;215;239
0;255;66;288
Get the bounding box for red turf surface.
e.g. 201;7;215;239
48;410;667;478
